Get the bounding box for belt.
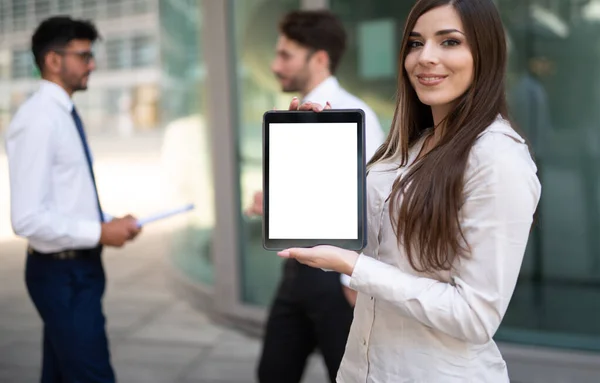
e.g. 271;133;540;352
27;245;102;260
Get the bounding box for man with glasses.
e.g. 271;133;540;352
5;16;140;383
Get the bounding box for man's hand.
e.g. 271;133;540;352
100;215;141;247
288;97;331;112
245;191;264;216
123;214;142;240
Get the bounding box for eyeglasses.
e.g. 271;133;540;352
53;49;95;64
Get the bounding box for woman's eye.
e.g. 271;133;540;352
442;39;461;47
408;40;423;48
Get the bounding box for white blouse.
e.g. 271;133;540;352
338;117;542;383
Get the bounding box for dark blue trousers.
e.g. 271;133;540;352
25;252;115;383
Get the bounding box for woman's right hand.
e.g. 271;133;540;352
288;97;331;112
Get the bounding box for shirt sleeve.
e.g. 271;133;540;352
6;115;101;249
340;273;352;287
349;141;541;344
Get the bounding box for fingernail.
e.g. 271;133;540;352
277;251;290;258
292;97;298;100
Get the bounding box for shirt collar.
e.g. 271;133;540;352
303;76;341;105
39;79;74;112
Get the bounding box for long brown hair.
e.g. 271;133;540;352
368;0;510;273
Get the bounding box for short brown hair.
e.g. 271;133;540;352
278;10;346;74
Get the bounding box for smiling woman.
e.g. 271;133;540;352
277;0;541;381
404;12;474;126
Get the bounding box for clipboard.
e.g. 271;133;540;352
136;203;195;227
262;109;367;251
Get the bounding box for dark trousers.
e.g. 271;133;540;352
257;259;354;383
25;251;115;383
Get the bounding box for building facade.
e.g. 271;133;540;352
0;0;202;136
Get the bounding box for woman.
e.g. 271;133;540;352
279;0;541;381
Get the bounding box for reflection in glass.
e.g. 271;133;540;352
158;0;214;286
233;0;301;305
498;0;600;351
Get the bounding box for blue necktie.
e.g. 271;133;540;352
71;106;104;223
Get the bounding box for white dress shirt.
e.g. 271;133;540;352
303;76;385;161
337;117;541;382
5;80;104;253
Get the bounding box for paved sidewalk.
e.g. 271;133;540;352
0;227;328;383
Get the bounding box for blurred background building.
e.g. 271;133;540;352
1;0;600;381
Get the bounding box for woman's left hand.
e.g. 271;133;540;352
277;245;359;276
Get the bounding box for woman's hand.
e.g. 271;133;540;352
288;97;331;112
277;245;359;276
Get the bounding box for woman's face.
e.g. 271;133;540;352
404;5;474;120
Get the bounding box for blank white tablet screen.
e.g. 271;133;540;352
269;122;357;239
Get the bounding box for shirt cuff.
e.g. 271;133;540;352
74;220;102;249
348;252;368;290
340;273;352;287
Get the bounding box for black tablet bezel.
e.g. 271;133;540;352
262;109;367;251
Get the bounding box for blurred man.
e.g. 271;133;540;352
5;16;141;383
250;10;385;383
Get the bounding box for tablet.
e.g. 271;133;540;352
262;109;367;251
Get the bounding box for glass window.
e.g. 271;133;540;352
11;50;35;79
35;0;50;19
105;38;130;70
158;0;214;286
497;0;600;352
58;0;72;13
12;0;26;31
233;0;301;306
233;0;300;306
159;0;197;78
0;50;10;80
12;0;26;18
82;0;97;19
131;0;151;14
132;35;156;68
107;0;122;17
0;2;6;35
0;50;10;132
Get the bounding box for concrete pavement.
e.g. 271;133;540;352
0;226;328;383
